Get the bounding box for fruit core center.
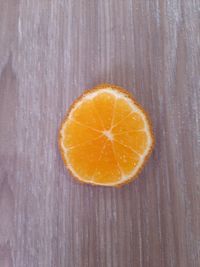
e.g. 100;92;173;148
103;130;114;141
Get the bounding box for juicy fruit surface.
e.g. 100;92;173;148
59;86;154;186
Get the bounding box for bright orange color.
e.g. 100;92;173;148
59;84;154;187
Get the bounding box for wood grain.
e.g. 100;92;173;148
0;0;199;266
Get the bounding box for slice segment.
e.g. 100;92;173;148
112;98;133;126
61;119;101;148
112;112;145;134
92;92;116;129
92;141;121;184
71;98;104;130
66;136;107;181
114;131;148;155
113;141;140;175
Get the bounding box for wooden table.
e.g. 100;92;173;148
0;1;199;266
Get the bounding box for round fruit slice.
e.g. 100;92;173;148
58;84;154;187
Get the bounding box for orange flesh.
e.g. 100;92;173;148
60;89;153;185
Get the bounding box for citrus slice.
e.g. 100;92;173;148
59;84;154;187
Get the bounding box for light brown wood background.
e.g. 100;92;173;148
0;0;199;266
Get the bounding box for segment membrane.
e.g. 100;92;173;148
92;92;116;129
114;131;148;154
67;136;107;181
92;141;121;183
71;99;104;130
113;141;140;175
62;120;101;148
112;112;145;134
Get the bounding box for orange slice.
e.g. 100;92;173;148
58;84;154;187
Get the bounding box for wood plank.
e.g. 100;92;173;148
0;0;199;266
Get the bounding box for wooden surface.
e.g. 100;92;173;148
0;0;200;266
